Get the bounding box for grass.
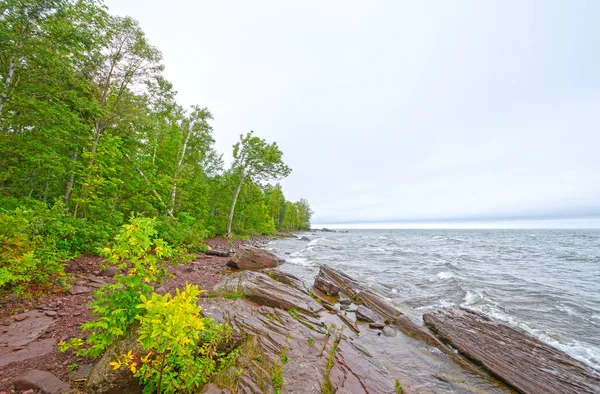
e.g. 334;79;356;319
395;379;403;393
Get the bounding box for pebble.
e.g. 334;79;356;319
382;326;398;337
45;311;57;317
13;315;27;322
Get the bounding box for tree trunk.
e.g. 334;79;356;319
64;150;78;205
123;153;172;216
0;55;18;115
167;128;191;217
226;172;245;238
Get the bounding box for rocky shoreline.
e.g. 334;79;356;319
1;239;599;393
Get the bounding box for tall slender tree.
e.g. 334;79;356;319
226;131;291;237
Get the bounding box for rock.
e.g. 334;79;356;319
424;308;600;394
67;363;94;380
314;276;340;296
382;326;397;337
69;285;91;295
0;310;56;367
13;315;28;322
317;266;443;348
13;370;71;394
299;236;310;241
226;246;283;270
201;297;396;394
369;322;385;329
86;325;143;393
45;311;57;317
154;286;167;295
263;269;309;293
99;267;117;277
355;305;380;323
211;271;323;316
205;249;231;257
339;297;352;306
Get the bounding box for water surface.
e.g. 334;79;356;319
269;229;600;371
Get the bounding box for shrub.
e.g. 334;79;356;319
111;283;239;393
79;216;175;357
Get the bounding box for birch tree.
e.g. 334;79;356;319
226;131;291;237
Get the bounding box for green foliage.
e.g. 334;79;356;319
271;360;284;394
112;283;239;394
307;337;315;347
78;216;174;358
396;379;404;393
0;0;313;298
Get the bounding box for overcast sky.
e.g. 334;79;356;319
106;0;600;228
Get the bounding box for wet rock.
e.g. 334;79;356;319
314;276;340;296
211;271;323;316
99;267;117;277
226;246;283;270
86;325;143;393
424;308;600;394
13;370;71;394
382;326;398;337
69;285;91;295
356;305;380;323
299;236;310;241
369;322;385;329
339;297;352;306
318;266;444;348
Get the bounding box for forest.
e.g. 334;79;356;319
0;0;312;295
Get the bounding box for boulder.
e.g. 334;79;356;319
314;276;340;296
13;370;71;394
99;267;117;277
86;325;143;394
211;271;323;316
355;305;380;323
226;246;283;270
424;308;600;394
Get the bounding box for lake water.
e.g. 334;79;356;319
268;229;600;371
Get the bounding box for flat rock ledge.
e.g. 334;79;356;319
424;307;600;394
226;246;283;270
13;369;72;394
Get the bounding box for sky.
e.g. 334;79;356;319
105;0;600;228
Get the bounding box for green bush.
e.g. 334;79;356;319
79;216;175;358
0;203;70;294
112;283;238;393
156;213;209;252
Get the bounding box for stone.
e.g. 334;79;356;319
314;276;340;296
99;266;117;277
67;363;94;380
424;308;600;394
382;326;397;337
13;315;28;322
262;269;309;293
45;311;57;317
13;370;71;394
339;297;352;306
355;305;380;323
155;286;167;295
226;246;283;270
369;322;385;329
211;271;323;316
86;325;143;393
69;285;91;295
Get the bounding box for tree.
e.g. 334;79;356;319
226;131;291;237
